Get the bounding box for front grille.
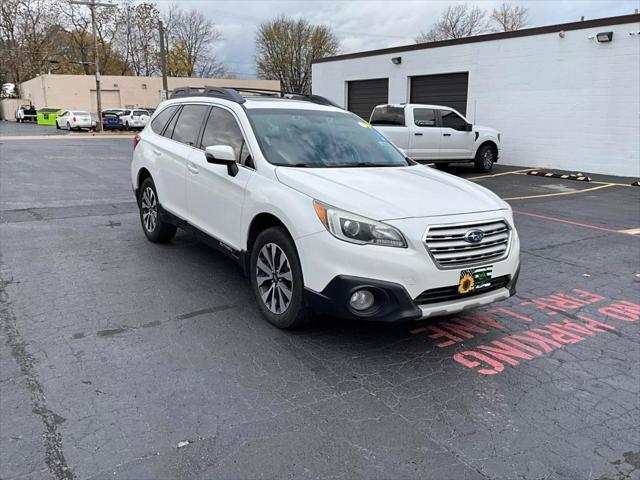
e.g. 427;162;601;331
414;275;510;305
425;220;511;268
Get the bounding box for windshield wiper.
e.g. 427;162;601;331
278;163;310;168
332;162;399;168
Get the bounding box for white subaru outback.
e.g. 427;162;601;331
131;87;520;329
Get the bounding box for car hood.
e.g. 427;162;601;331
275;165;507;220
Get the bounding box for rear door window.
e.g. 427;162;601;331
413;108;437;127
150;105;178;134
171;104;209;146
370;106;405;126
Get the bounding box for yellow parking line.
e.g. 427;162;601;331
467;168;535;180
503;183;615;201
0;134;135;141
588;180;635;187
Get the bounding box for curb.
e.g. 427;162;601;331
527;170;592;182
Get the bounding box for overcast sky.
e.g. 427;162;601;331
153;0;639;78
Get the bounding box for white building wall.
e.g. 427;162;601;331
313;21;640;178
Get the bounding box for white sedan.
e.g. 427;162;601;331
56;111;96;131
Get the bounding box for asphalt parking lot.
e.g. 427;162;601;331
1;136;639;480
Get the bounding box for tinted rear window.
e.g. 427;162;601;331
369;106;405;126
171;104;209;146
150;106;178;134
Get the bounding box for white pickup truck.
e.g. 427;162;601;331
370;104;501;172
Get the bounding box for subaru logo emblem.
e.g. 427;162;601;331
464;229;484;244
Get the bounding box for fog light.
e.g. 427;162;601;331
349;289;375;311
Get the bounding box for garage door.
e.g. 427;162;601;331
347;79;388;120
410;72;468;115
91;90;121;113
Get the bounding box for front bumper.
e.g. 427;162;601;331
304;267;519;322
296;210;520;322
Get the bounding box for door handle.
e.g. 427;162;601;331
443;133;452;137
187;162;199;174
414;133;423;136
152;148;162;156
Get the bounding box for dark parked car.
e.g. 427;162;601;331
102;112;124;130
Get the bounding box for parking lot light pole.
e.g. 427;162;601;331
69;0;114;132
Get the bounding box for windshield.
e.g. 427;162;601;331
247;108;410;168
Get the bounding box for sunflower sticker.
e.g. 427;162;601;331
458;272;475;295
458;267;493;295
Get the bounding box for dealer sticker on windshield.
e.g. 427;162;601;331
458;266;493;295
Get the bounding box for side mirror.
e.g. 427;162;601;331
465;123;473;132
205;145;238;177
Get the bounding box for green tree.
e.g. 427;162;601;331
255;15;338;94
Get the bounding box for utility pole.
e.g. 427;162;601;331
69;0;114;132
158;20;168;101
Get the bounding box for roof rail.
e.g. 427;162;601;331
168;86;341;109
170;87;246;103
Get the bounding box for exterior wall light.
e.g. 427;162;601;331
391;57;402;65
596;31;613;42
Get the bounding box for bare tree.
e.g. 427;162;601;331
0;0;63;90
255;15;338;94
490;3;529;31
116;2;160;76
163;7;224;78
416;4;488;42
60;0;127;75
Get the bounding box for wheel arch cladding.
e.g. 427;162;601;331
137;168;152;190
246;213;289;254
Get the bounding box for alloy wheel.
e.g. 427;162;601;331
483;148;494;169
141;187;158;233
256;243;293;314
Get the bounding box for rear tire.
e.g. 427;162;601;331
250;227;313;329
474;145;495;172
138;177;177;243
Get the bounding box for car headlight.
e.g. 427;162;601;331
313;200;407;248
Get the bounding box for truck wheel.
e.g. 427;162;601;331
139;178;177;243
250;227;313;329
474;145;495;173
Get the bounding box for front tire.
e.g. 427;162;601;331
138;177;177;243
250;227;313;329
56;122;60;129
474;145;495;172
